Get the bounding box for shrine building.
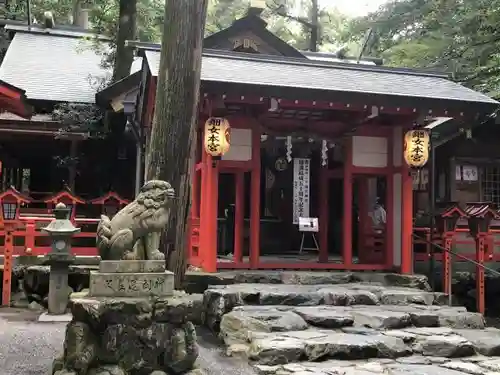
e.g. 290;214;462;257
97;6;499;273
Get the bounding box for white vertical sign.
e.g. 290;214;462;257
292;158;310;224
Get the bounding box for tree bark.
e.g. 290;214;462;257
112;0;138;82
146;0;208;289
309;0;319;52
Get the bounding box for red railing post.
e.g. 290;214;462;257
476;234;486;314
25;220;35;255
442;234;452;295
2;223;14;306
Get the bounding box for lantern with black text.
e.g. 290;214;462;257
404;129;430;168
204;117;230;158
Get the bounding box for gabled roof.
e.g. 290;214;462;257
0;25;141;103
95;71;141;108
204;14;304;58
141;49;498;113
0;79;32;117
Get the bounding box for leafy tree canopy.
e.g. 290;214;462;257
345;0;500;98
2;0;352;52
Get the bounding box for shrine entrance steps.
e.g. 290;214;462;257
200;273;500;375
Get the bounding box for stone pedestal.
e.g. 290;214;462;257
53;261;203;375
46;253;75;315
89;260;174;298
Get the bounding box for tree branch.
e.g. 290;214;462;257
267;0;314;29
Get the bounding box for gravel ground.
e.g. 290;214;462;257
0;308;256;375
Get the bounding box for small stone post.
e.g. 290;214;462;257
43;202;80;315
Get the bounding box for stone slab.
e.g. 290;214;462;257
253;356;500;375
99;260;166;273
38;312;73;322
203;283;438;330
89;271;174;297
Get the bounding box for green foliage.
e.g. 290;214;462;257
52;102;106;139
3;0;354;65
205;0;248;35
346;0;500;99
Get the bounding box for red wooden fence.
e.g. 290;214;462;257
3;216;100;256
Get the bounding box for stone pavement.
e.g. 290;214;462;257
202;282;500;375
0;309;257;375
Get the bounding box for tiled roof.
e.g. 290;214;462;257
0;26;141;103
0;112;53;122
144;49;498;110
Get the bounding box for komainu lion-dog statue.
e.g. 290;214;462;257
96;180;175;260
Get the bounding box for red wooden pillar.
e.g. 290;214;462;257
442;235;452;295
343;138;353;267
199;149;219;272
187;149;199;264
385;172;394;268
234;171;244;262
208;158;219;271
249;125;261;268
2;224;13;306
318;167;328;263
476;235;486;314
192;172;199;218
401;162;413;274
357;177;369;256
385;130;395;269
199;148;209;270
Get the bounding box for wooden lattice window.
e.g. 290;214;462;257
481;166;500;207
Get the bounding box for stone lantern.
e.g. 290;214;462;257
434;202;468;300
42;202;80;315
464;202;499;314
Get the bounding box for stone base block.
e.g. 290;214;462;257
89;271;174;297
99;260;166;273
52;292;203;375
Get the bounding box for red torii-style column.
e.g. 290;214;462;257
0;187;32;306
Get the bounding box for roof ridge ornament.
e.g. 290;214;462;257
43;11;55;29
249;0;266;16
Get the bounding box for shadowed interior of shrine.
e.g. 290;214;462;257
214;137;390;266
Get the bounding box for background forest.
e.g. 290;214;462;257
1;0;499;99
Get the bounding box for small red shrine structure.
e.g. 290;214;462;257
98;8;499;273
43;190;85;220
90;192;129;217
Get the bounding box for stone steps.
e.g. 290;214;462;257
202;282;450;331
201;281;500;375
254;356;500;375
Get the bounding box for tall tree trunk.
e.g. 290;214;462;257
146;0;208;289
72;0;82;26
309;0;319;52
112;0;138;82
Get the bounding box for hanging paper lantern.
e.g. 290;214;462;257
204;117;231;158
404;129;430;168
